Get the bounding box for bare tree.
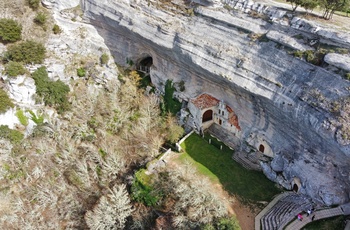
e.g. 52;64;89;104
85;184;134;229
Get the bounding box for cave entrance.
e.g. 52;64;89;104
293;184;299;193
138;56;153;74
259;144;265;153
202;110;213;123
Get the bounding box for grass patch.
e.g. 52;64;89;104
179;133;282;204
162;80;182;116
16;109;29;126
302;215;345;230
0;125;24;144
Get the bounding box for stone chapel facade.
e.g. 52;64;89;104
188;93;241;137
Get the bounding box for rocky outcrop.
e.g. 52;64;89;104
82;0;350;205
324;53;350;72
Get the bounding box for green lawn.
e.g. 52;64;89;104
179;133;282;204
302;215;345;230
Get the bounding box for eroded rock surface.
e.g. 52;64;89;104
82;0;350;205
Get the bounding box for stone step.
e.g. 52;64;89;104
232;154;252;170
260;194;313;230
232;152;261;171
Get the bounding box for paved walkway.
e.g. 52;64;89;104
284;206;344;230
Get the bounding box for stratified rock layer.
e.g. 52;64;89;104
82;0;350;205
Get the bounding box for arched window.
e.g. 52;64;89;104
259;144;265;153
202;110;213;122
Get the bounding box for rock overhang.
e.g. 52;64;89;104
82;0;350;205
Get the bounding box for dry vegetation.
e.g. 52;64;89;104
0;73;176;229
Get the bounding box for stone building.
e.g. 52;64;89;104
188;93;241;137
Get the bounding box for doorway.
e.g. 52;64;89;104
259;144;265;153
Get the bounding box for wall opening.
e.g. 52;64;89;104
202;110;213;123
259;144;265;153
293;184;299;193
219;119;222;125
138;56;153;74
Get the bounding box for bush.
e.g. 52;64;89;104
28;0;41;10
0;18;22;43
77;68;86;77
5;40;46;64
28;110;44;125
293;50;304;58
16;109;29;126
0;89;14;114
162;80;182;116
346;73;350;80
0;125;24;144
34;12;47;25
52;24;61;34
32;67;70;113
100;53;109;65
5;61;26;77
131;169;160;206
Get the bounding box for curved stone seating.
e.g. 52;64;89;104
259;193;312;230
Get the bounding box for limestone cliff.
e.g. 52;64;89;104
82;0;350;206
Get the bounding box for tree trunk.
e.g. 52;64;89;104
292;5;298;12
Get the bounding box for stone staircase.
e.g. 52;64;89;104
260;193;313;230
207;123;240;150
232;151;262;171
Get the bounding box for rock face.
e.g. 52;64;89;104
82;0;350;205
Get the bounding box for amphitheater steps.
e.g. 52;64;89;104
260;194;312;230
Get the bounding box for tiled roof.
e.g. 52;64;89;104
228;114;241;131
191;93;219;109
226;105;233;113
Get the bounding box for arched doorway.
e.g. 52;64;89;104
293;184;299;193
259;144;265;153
202;110;213;122
138;56;153;74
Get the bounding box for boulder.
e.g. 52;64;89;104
324;53;350;72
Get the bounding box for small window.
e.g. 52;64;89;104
219;109;221;114
222;111;224;116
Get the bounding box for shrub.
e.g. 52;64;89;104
100;53;109;65
52;24;61;34
0;18;22;43
0;89;14;114
162;80;182;116
5;61;26;77
16;109;29;126
34;12;47;25
5;40;46;64
28;0;41;10
305;50;315;62
346;73;350;80
77;68;86;77
28;110;44;125
131;169;160;206
32;67;70;113
293;50;304;58
0;125;24;144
